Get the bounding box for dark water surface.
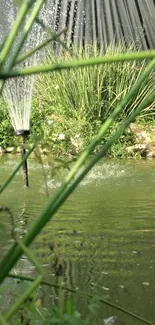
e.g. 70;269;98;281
0;155;155;324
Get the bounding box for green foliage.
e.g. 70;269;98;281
98;122;134;158
30;42;155;157
100;44;155;120
0;97;15;148
36;42;155;122
1;43;155;156
12;295;101;325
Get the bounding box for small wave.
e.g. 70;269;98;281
4;160;19;169
28;163;49;171
80;163;126;186
42;162;126;188
45;179;62;189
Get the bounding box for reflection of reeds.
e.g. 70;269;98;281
49;242;65;277
0;206;16;241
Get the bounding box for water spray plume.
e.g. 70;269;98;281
0;0;57;187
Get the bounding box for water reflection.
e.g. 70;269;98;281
0;157;155;324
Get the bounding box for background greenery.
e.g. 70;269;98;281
1;43;155;157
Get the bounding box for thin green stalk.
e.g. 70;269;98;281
15;29;67;65
14;0;71;56
0;35;8;53
35;18;73;56
0;144;36;195
2;50;155;78
0;0;34;67
3;0;46;69
5;275;42;321
15;36;56;64
8;273;155;325
5;241;43;320
0;0;46;94
18;240;43;274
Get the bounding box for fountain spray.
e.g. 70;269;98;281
0;0;59;187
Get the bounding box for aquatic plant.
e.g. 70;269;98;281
1;1;155;325
36;42;155;125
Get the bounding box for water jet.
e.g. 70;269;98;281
0;0;49;187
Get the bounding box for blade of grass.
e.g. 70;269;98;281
0;0;34;67
15;28;67;65
0;143;36;195
0;0;46;95
35;18;74;56
3;0;46;69
5;241;43;320
5;275;42;321
2;50;155;78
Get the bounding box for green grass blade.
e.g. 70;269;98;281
0;144;36;195
0;0;34;67
15;29;67;65
2;50;155;77
4;0;46;68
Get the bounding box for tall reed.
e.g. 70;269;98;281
35;42;155;127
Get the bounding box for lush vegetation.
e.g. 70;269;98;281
1;43;155;157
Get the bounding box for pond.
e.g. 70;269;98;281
0;155;155;324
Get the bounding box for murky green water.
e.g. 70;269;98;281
1;155;155;324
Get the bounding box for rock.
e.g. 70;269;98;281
146;150;155;158
41;148;50;155
130;123;155;144
5;147;15;153
126;144;148;157
0;146;5;153
127;123;155;158
70;136;84;154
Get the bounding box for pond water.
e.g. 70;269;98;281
0;155;155;324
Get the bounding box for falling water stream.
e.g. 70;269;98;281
0;156;155;324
